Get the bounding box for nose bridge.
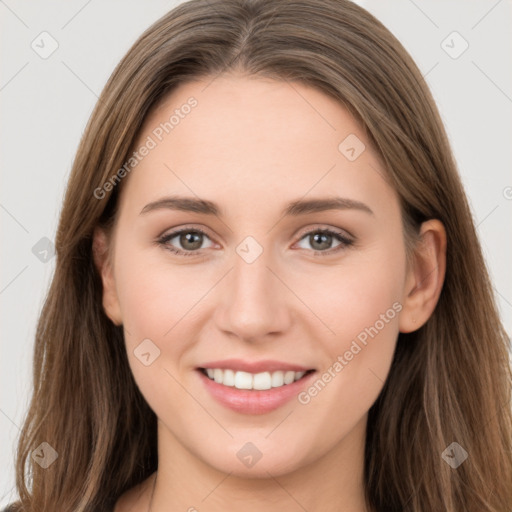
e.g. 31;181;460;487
232;245;274;303
215;237;290;341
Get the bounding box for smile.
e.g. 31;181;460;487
197;363;317;414
200;368;314;390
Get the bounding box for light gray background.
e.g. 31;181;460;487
1;0;511;506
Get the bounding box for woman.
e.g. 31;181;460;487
5;0;511;511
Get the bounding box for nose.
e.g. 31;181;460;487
213;246;292;343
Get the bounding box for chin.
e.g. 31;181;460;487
199;440;307;478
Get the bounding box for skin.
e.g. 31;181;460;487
93;73;446;512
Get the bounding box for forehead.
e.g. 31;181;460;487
119;73;397;220
142;74;365;166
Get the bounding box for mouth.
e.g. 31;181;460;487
196;363;317;415
198;367;316;390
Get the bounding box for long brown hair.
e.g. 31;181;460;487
7;1;511;510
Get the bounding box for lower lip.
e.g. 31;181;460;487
197;369;316;415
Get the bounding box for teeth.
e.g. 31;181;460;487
202;369;308;389
271;371;284;387
284;371;296;385
253;372;272;390
223;369;235;387
233;371;251;389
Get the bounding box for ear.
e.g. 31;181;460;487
399;219;447;333
92;226;123;326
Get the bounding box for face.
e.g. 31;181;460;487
97;73;413;478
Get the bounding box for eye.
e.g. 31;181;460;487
157;226;354;257
157;227;215;256
294;228;353;255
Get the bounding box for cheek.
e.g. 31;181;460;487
298;239;405;401
114;225;208;325
306;245;405;344
112;235;205;363
113;246;206;412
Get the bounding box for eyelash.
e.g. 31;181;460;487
157;226;354;257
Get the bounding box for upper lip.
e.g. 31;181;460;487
198;359;314;373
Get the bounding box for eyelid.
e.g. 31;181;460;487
293;223;354;242
158;224;218;242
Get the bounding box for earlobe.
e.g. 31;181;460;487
399;219;447;333
92;226;123;326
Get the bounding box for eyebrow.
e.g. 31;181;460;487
139;195;374;217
